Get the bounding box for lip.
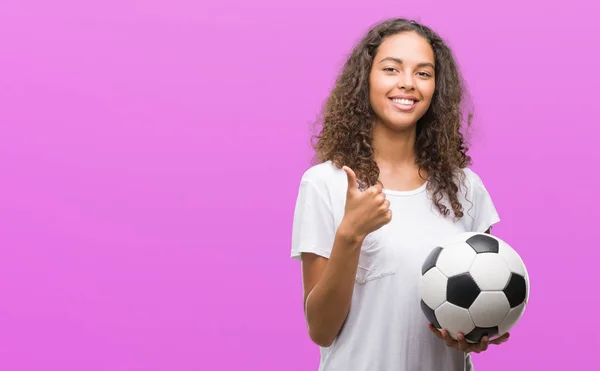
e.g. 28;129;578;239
389;94;419;101
389;97;419;112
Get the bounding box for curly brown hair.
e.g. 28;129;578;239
311;18;474;220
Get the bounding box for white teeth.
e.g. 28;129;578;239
392;98;415;105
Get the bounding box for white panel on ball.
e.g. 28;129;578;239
420;267;447;310
497;240;528;278
498;301;527;336
469;291;511;328
434;302;475;340
435;242;476;277
469;253;511;291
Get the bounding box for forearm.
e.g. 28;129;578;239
305;226;363;347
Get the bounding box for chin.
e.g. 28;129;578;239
380;120;417;133
383;113;422;131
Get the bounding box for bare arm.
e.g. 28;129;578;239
300;224;364;347
298;166;391;347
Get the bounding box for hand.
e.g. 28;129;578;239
427;324;510;353
340;166;392;239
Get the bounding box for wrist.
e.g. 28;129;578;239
336;221;366;246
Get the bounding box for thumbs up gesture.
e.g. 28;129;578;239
341;166;392;240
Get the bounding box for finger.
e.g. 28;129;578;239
375;193;390;209
479;336;489;352
456;333;470;352
490;332;510;345
375;183;383;193
489;334;507;345
441;330;454;347
342;166;358;194
369;182;383;194
428;324;443;339
385;209;392;223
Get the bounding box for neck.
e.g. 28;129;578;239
371;121;418;168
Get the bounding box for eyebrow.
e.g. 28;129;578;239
379;57;435;69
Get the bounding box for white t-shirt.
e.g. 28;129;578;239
290;160;500;371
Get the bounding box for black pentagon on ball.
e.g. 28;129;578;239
421;246;443;274
446;273;481;309
503;273;527;307
420;300;441;329
466;234;499;254
465;326;499;343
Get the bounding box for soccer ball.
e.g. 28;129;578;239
420;232;529;343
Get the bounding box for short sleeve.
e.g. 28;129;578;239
290;179;336;261
467;170;501;233
465;353;474;371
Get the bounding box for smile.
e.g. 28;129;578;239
389;98;418;112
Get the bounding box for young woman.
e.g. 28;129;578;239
290;18;510;370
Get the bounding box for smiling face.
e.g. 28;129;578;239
368;31;436;132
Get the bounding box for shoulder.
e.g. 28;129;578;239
299;160;346;190
455;167;487;194
461;167;484;184
457;167;500;231
451;167;496;211
296;161;349;209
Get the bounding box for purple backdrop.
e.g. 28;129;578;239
1;1;599;370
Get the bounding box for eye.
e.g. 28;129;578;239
383;67;398;73
417;71;433;78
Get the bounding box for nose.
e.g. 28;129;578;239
397;72;416;90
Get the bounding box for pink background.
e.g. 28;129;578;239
1;0;599;370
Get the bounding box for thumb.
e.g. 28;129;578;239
342;166;358;194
